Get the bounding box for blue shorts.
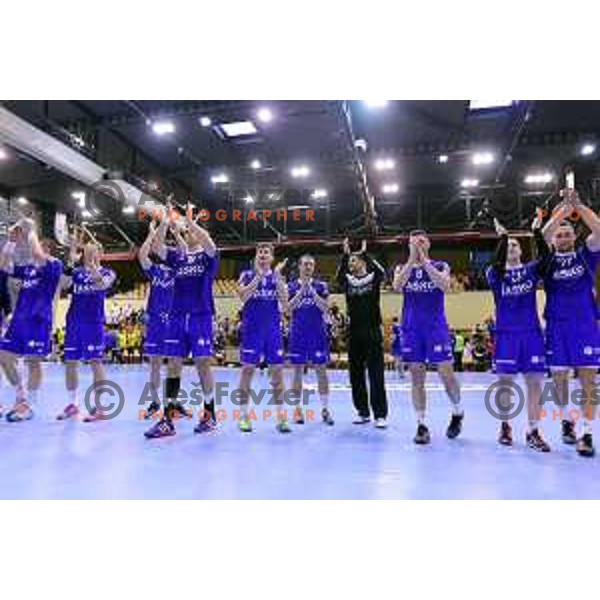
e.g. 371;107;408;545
240;321;284;365
401;327;453;364
288;333;329;365
391;339;402;358
0;315;52;357
64;321;105;361
164;313;213;358
546;321;600;370
494;330;545;374
144;312;171;357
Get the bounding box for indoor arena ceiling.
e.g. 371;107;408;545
1;100;600;250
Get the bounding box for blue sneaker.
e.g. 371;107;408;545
144;419;176;439
6;401;34;422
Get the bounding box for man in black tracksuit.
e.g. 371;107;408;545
337;238;388;427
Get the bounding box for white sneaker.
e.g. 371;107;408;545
375;418;387;429
353;415;371;424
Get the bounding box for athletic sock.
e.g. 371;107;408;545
451;401;463;416
204;391;215;420
69;389;79;407
528;420;538;433
416;410;426;425
320;394;329;408
582;419;593;436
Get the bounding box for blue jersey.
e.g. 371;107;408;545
166;248;218;315
288;279;328;339
143;263;176;315
486;262;542;333
11;258;63;321
401;262;449;331
239;269;281;329
392;323;402;344
66;266;116;324
543;246;600;327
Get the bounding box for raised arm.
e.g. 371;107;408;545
187;205;217;257
531;213;552;277
489;218;509;279
542;198;571;245
571;190;600;251
138;221;157;270
336;238;351;292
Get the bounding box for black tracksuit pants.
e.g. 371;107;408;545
347;326;388;419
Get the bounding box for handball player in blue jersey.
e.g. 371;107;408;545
0;219;62;422
144;205;219;439
541;188;600;457
486;216;551;451
393;230;463;444
137;219;177;419
236;242;290;433
390;317;404;379
57;232;116;421
288;254;334;426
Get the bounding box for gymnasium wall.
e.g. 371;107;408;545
52;290;547;330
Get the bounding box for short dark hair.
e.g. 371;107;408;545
409;229;427;237
256;242;274;252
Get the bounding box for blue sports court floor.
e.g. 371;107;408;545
0;364;598;499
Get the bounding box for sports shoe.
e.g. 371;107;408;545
562;420;577;445
414;423;431;445
276;418;292;433
498;422;513;446
446;413;464;439
576;433;595;457
526;429;551;452
293;407;305;424
321;407;334;426
374;418;387;429
144;419;176;439
194;418;219;434
352;414;370;424
144;400;161;420
238;417;253;433
6;401;34;422
56;403;80;421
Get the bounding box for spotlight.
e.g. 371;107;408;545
364;100;389;108
250;160;261;170
0;148;8;160
382;183;399;194
438;154;449;164
257;107;273;123
199;116;212;127
461;178;479;188
374;158;395;171
245;196;254;204
123;205;135;214
211;173;229;184
581;143;596;156
525;172;554;185
472;152;494;165
17;196;28;205
312;189;328;199
151;121;175;135
81;210;92;219
291;165;310;178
